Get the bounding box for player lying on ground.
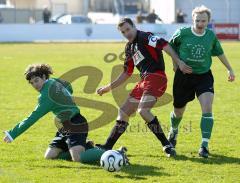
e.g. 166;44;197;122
96;18;190;157
168;5;235;158
2;64;128;163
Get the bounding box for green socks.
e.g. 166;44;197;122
200;113;214;148
170;111;214;149
80;147;105;164
57;147;105;163
57;151;72;161
170;111;182;132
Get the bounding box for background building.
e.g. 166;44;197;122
0;0;239;23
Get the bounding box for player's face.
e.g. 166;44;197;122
119;23;137;42
193;12;209;32
29;76;46;92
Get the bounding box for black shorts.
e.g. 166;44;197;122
49;113;88;151
173;69;214;108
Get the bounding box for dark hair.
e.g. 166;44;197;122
24;63;53;81
117;17;134;28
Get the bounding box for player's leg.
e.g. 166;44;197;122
66;113;89;162
99;95;139;150
79;146;128;165
137;94;176;157
168;106;186;147
171;106;186;130
46;131;71;160
198;92;214;158
69;145;85;162
69;144;105;163
196;70;215;158
44;147;63;159
59;127;105;163
168;69;195;147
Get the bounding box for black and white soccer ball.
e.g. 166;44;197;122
100;150;124;172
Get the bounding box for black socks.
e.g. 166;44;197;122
103;120;129;149
147;116;170;147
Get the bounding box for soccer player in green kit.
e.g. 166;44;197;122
2;63;122;163
168;5;235;158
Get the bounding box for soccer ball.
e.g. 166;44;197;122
100;150;124;172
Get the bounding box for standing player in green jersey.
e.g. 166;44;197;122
168;5;235;158
2;64;116;163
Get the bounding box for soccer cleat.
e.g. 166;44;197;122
198;146;209;158
117;146;130;166
168;128;178;148
163;145;176;158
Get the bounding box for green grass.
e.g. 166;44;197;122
0;42;239;183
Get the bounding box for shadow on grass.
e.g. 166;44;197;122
114;163;170;180
30;164;101;170
29;162;169;180
175;153;240;165
128;154;162;158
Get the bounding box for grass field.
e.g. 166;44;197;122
0;42;239;183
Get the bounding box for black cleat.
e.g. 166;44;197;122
95;144;111;151
199;146;209;158
86;140;95;150
163;145;176;158
117;146;130;166
168;128;178;148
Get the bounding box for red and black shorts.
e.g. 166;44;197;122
129;71;167;100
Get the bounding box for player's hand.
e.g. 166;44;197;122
3;131;13;143
3;135;12;143
179;60;192;74
228;70;235;82
97;86;111;96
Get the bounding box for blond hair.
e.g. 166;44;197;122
192;5;211;21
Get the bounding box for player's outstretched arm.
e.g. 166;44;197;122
97;72;130;96
163;44;192;74
3;96;52;143
217;54;235;82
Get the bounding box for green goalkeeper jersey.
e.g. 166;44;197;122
7;78;80;140
169;27;224;74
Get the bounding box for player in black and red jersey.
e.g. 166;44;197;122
96;18;190;157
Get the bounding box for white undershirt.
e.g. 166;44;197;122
191;26;206;37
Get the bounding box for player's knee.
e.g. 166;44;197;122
71;154;81;162
44;148;60;159
137;108;150;117
69;146;85;162
202;105;212;113
44;154;55;160
118;108;130;121
174;108;185;118
200;100;212;113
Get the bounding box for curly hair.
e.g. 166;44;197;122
24;64;53;81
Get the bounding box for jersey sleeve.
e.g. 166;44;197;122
7;94;53;140
147;34;168;49
211;35;224;56
142;32;168;50
123;44;134;76
169;29;181;54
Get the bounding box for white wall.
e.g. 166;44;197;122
0;23;191;42
150;0;176;23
